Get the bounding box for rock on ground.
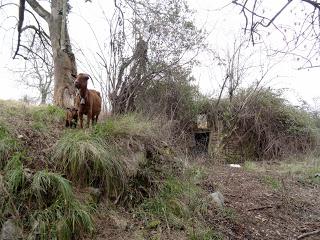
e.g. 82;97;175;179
209;191;225;208
0;219;23;240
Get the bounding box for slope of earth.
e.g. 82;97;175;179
89;157;320;240
202;159;320;240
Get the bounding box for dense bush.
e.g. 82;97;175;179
135;65;210;129
211;88;320;161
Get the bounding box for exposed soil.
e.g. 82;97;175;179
2;101;319;239
8;113;64;170
202;163;320;240
89;160;320;240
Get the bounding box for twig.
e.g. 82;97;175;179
247;205;274;211
297;229;320;239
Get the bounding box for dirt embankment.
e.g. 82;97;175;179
91;159;320;240
202;162;320;240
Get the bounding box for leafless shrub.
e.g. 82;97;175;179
210;88;319;161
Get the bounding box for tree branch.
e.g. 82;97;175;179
301;0;320;10
13;0;26;59
26;0;50;22
60;0;67;50
297;229;320;240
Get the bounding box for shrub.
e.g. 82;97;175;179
211;88;320;161
135;66;210;129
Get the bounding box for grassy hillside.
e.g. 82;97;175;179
0;100;199;239
0;100;319;240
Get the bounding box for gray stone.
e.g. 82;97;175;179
109;213;128;230
87;187;102;202
209;191;225;208
0;219;23;240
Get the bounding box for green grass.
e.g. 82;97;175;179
31;170;74;206
0;100;28;118
136;167;221;239
31;104;65;123
242;156;320;185
0;101;64;128
4;153;26;194
0;123;20;168
243;161;258;171
267;156;320;185
30;197;93;240
94;113;160;139
189;227;222;240
31;121;47;132
0;103;64;169
2;154;94;240
219;207;237;221
261;175;281;190
29;170;94;239
52;130;127;197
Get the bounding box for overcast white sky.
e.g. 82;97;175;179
0;0;320;107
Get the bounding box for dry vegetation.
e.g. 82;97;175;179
0;92;320;239
206;89;320;162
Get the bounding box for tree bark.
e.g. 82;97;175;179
40;91;47;104
26;0;76;107
50;0;76;107
110;38;148;114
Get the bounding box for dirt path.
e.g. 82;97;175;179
202;163;320;240
88;160;320;240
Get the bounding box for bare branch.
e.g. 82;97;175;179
13;0;26;59
26;0;50;22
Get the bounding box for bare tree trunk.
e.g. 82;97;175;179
40;92;46;104
110;38;148;114
25;0;76;108
50;0;76;107
51;48;77;107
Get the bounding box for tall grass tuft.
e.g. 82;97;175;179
137;169;210;236
0;123;19;168
4;153;25;194
94;113;159;140
31;170;73;207
30;197;93;240
31;104;65;123
2;154;94;240
29;170;94;239
52;130;127;198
